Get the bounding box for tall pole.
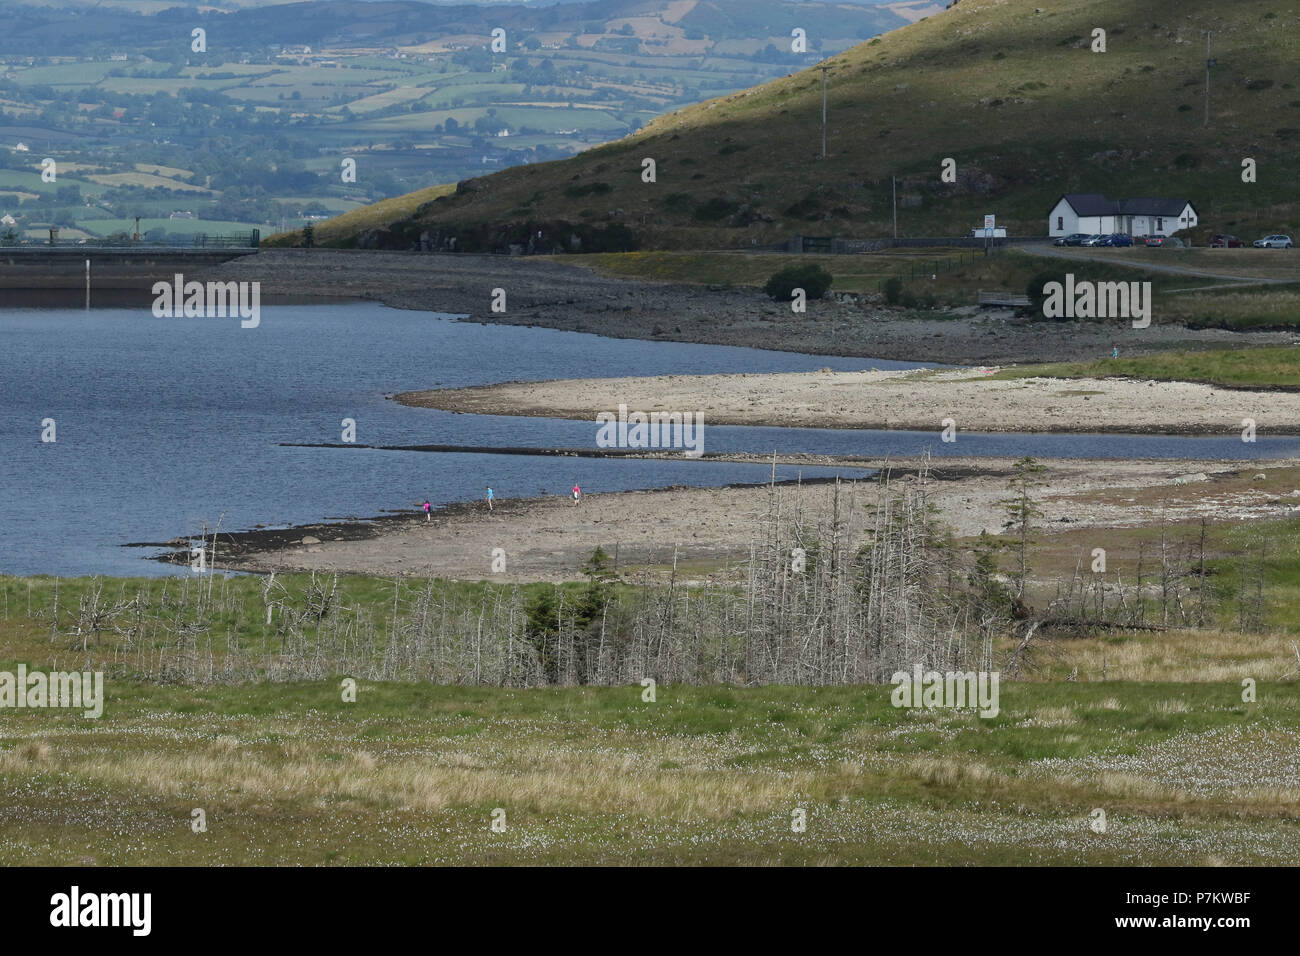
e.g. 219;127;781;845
84;258;90;310
820;67;828;159
1204;32;1211;128
892;176;897;238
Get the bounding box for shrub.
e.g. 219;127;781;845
764;264;833;301
1026;271;1059;317
564;182;612;198
586;223;639;253
692;197;739;221
884;276;903;305
784;195;822;220
660;192;693;212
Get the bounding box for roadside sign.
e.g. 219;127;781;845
984;214;996;230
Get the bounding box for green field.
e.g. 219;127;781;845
0;613;1294;863
0;547;1295;866
996;346;1300;390
558;248;1217;296
0;0;893;240
86;217;261;237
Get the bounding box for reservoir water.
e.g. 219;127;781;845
1;303;1296;577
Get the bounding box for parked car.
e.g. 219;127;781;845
1054;233;1090;246
1099;233;1134;247
1209;234;1244;248
1144;235;1183;247
1253;234;1294;249
1080;234;1107;246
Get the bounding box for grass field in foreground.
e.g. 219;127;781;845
994;347;1300;389
1;612;1297;864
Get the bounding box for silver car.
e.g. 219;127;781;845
1253;234;1294;248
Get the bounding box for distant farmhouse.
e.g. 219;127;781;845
1049;194;1198;238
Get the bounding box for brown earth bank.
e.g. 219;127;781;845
397;367;1300;435
191;249;1300;365
166;456;1300;583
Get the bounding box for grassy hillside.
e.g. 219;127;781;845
263;182;455;246
327;0;1300;250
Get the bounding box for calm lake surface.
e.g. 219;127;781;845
1;303;1296;577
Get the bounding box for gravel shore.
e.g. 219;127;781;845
199;456;1300;582
397;366;1300;435
199;249;1300;364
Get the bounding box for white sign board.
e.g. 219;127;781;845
984;214;996;230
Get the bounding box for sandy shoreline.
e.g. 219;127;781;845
182;456;1300;582
397;367;1300;435
129;250;1300;581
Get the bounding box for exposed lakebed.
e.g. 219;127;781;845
1;303;1295;576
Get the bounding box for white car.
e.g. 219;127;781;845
1253;234;1294;248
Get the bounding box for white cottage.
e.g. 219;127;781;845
1048;193;1197;238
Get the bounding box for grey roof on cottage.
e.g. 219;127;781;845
1059;193;1116;216
1119;197;1194;216
1057;194;1196;218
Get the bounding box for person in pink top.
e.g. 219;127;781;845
422;500;431;522
572;484;581;505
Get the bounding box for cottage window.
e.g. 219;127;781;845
1057;216;1063;230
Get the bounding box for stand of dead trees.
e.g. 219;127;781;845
35;464;1272;686
1045;513;1271;635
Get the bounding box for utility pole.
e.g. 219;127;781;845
1204;32;1214;128
820;66;828;159
892;176;898;238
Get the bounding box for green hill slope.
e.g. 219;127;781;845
317;0;1300;250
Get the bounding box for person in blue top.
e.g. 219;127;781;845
486;486;494;512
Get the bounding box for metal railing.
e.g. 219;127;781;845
0;231;260;250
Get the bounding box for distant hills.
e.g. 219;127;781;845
0;0;902;240
320;0;1300;250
